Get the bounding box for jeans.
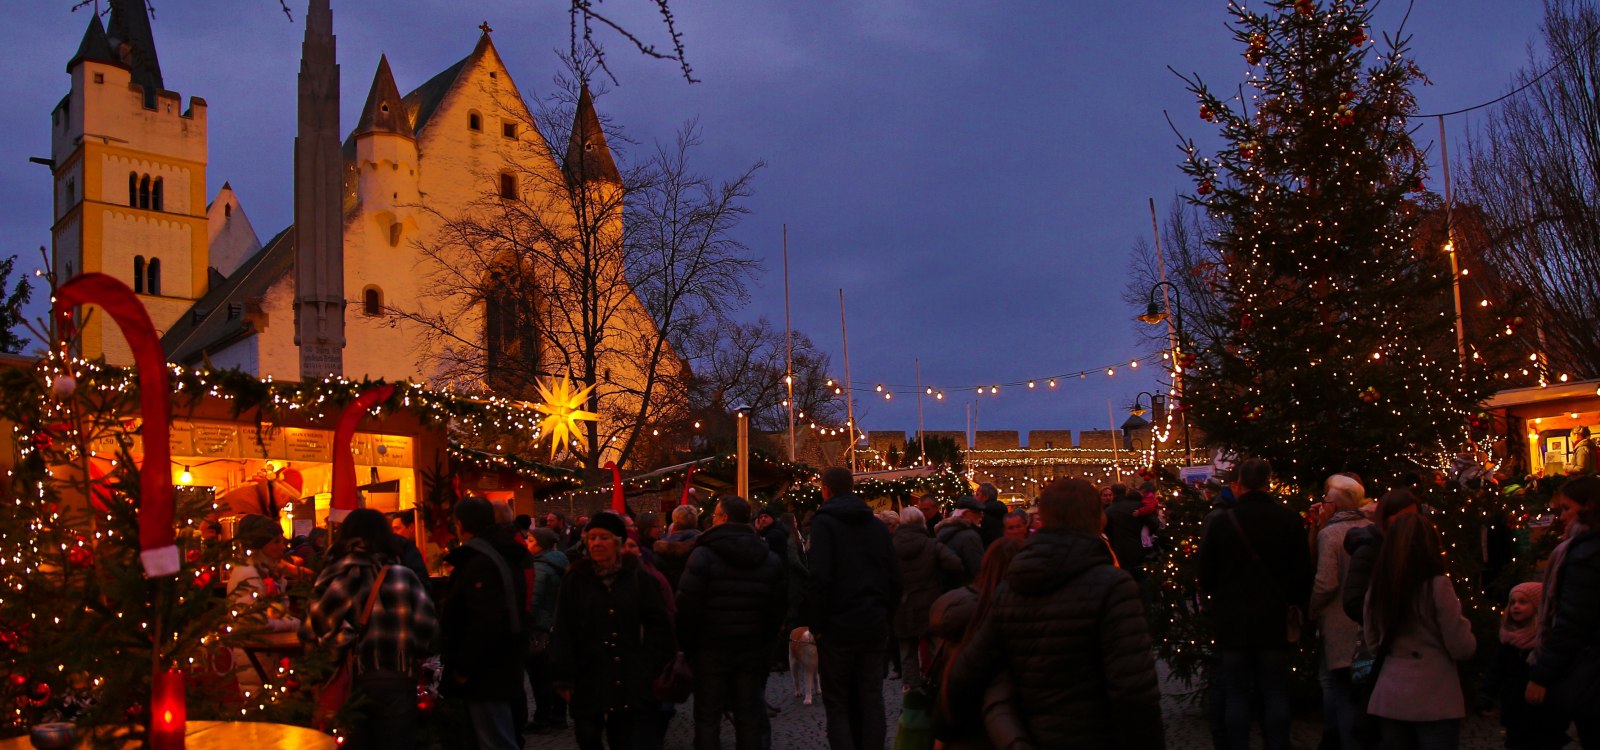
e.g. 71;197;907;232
466;700;521;750
898;637;925;690
1320;650;1358;750
575;707;636;750
691;647;767;750
1377;718;1460;750
1215;648;1292;750
817;624;890;750
344;669;417;750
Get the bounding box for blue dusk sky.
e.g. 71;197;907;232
0;1;1548;439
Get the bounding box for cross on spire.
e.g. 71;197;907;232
479;21;493;35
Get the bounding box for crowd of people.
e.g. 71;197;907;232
213;452;1600;750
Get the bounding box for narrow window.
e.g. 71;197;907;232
133;256;145;294
499;172;517;200
93;72;104;84
468;112;482;131
129;172;138;207
65;179;75;206
138;175;151;210
502;121;517;139
224;203;232;218
363;287;382;316
146;257;161;296
151;177;164;212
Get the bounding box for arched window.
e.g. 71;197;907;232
499;172;517;200
138;175;151;209
151;177;163;212
468;111;482;132
224;203;232;218
146;257;161;296
133;256;145;294
128;172;138;207
362;286;383;316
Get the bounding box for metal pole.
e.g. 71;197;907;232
839;289;856;473
1108;398;1121;483
1438;115;1467;368
783;225;796;462
916;358;926;464
736;408;750;500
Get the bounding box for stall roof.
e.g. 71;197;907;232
1487;379;1600;409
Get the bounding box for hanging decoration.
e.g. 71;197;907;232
53;272;179;578
679;464;697;506
605;461;626;514
330;384;395;522
536;377;599;460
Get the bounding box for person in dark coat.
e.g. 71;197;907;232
1197;458;1311;750
551;512;674;750
524;527;570;732
917;495;944;535
1526;475;1600;745
388;511;430;583
892;505;963;691
652;504;702;590
976;482;1007;548
676;496;786;750
1105;483;1158;580
936;498;986;585
806;467;901;750
754;507;790;565
440;497;533;750
1340;490;1422;623
946;477;1164;749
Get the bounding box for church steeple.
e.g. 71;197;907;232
564;84;620;186
293;0;345;379
105;0;163;96
68;14;118;72
354;55;412;138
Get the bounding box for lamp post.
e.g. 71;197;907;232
1138;282;1192;465
732;402;752;500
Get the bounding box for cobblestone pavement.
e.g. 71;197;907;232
522;663;1539;749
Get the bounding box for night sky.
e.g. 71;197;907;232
0;1;1546;440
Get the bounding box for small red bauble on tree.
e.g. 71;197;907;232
1243;405;1265;421
1197;180;1214;195
26;682;51;707
1350;29;1367;46
193;570;213;589
1336;109;1355;127
1239;141;1258;160
1199;104;1216;122
1246;33;1267;64
1359;386;1382;403
1295;0;1316;17
66;546;93;568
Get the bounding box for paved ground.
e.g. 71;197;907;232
522;663;1542;749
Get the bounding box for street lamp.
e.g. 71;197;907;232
732;401;752;500
1139;282;1192;464
1124;391;1162;453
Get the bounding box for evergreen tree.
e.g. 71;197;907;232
1173;0;1490;495
0;254;32;354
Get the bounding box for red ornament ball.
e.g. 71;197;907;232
194;571;214;589
27;682;50;706
125;703;144;720
1295;0;1316;16
9;673;27;688
1197;180;1214;195
185;548;203;564
66;546;93;568
1199;104;1216;122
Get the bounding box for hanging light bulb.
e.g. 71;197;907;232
179;466;193;485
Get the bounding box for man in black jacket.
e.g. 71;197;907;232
806;467;900;750
677;496;786;750
1197;457;1312;750
1105;484;1158;580
441;497;532;750
976;482;1007;548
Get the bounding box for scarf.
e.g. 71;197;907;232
1500;581;1542;651
1536;522;1586;651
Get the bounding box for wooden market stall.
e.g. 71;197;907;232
1485;378;1600;477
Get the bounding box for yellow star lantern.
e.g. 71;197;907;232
537;377;599;459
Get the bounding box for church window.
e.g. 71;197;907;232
146;257;161;296
128;173;138;207
93;73;104;84
65;179;75;206
151;178;164;212
485;272;539;389
389;222;403;247
499;172;517;200
468;111;482;131
362;286;383;316
133;256;145;294
502;121;518;139
224;203;232;218
138;175;151;210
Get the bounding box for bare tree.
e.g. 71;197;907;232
1459;0;1600;378
392;79;760;475
679;316;843;432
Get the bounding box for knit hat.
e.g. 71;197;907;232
530;527;560;552
584;511;627;540
236;514;283;550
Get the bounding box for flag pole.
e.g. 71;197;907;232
783;225;797;462
839;289;856;473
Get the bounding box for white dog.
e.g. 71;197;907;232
788;626;821;705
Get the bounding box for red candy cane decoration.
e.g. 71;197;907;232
53;273;179;577
605;460;625;514
679;464;696;507
330;385;395;523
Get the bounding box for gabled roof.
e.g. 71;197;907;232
564;84;620;185
355;55;413;139
105;0;163;93
402;34;498;136
162;227;294;364
68;14;120;72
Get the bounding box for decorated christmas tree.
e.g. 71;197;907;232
1173;0;1491;493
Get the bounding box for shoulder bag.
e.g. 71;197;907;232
313;565;389;732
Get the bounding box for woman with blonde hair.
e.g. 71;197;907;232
1309;474;1372;749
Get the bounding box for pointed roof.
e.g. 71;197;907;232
402;33;496;136
355;55;413;138
105;0;163;93
565;84;620;185
68;14;120;72
163;227;295;364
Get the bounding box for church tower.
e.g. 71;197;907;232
51;0;209;365
293;0;345;379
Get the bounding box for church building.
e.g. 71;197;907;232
50;0;674;463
